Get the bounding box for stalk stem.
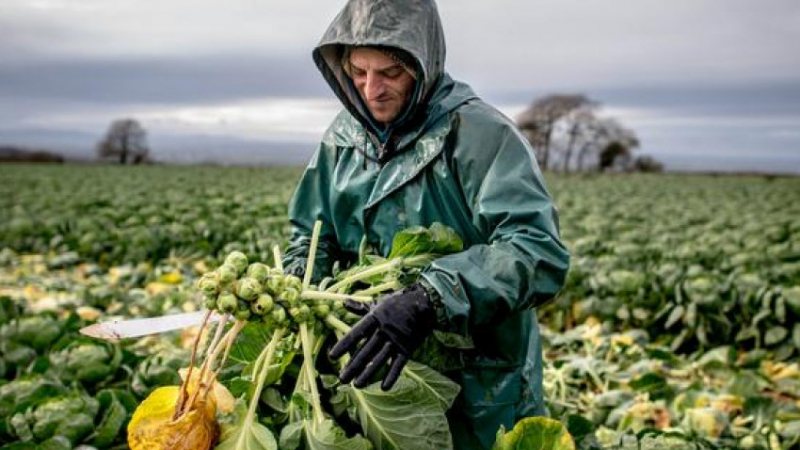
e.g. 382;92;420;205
300;323;324;426
300;290;373;303
353;280;402;296
324;315;352;335
273;245;284;272
325;258;402;293
303;221;323;290
173;309;212;419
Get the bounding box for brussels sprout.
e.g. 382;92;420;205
216;264;238;286
9;395;99;444
245;263;270;284
271;306;288;325
332;300;346;317
234;301;252;321
0;376;67;417
217;293;238;314
235;277;261;301
608;270;647;295
202;294;217;310
282;287;300;306
265;274;285;295
285;275;303;291
1;316;62;352
290;305;313;323
251;294;274;315
313;304;331;318
224;251;249;276
49;341;121;384
196;272;220;295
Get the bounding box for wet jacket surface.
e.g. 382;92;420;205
284;1;570;448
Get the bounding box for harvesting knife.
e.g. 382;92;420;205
80;310;222;342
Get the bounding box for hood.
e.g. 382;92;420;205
313;0;474;150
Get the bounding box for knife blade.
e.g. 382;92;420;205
80;310;222;341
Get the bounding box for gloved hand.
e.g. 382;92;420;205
329;284;436;390
283;258;306;279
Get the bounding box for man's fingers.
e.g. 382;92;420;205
343;298;373;316
381;353;408;391
329;315;376;359
353;340;394;388
338;331;384;384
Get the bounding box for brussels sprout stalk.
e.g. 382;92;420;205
302;221;323;290
300;323;324;426
299;290;373;303
325;254;431;293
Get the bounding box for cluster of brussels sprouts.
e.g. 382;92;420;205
196;251;356;328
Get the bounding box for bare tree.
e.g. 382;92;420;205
97;118;150;165
595;119;640;172
558;107;598;172
516;94;596;171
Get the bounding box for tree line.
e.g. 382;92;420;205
96;94;662;172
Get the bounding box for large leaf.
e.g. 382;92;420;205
90;389;128;447
492;416;576;450
388;226;433;258
302;419;373;450
387;223;462;258
401;361;460;411
216;401;278;450
228;322;278;367
340;376;453;450
228;323;295;387
428;222;464;254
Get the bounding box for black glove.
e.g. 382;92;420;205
329;284;436;390
283;258;306;279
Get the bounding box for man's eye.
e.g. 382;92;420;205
352;68;366;78
383;67;403;78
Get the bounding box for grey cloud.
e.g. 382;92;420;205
0;54;329;105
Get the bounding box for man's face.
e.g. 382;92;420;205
348;47;416;125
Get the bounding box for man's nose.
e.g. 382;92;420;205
365;73;386;100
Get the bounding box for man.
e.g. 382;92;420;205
283;0;570;448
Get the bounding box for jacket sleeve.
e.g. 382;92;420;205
283;142;341;283
420;110;570;336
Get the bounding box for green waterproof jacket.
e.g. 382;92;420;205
284;1;570;448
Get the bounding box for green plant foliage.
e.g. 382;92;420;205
492;416;576;450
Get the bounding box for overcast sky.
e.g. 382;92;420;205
1;0;799;171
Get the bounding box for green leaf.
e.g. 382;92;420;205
278;420;303;450
685;302;697;328
492;416;576;450
765;326;788;346
302;419;373;450
228;322;278;367
428;222;463;255
402;361;461;411
90;389;128;447
387;223;463;258
388;226;432;258
37;436;72;450
340;375;453;450
216;401;278;450
629;373;670;398
793;323;800;350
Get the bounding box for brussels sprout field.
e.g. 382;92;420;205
1;164;799;450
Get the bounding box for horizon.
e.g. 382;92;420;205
1;0;799;173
